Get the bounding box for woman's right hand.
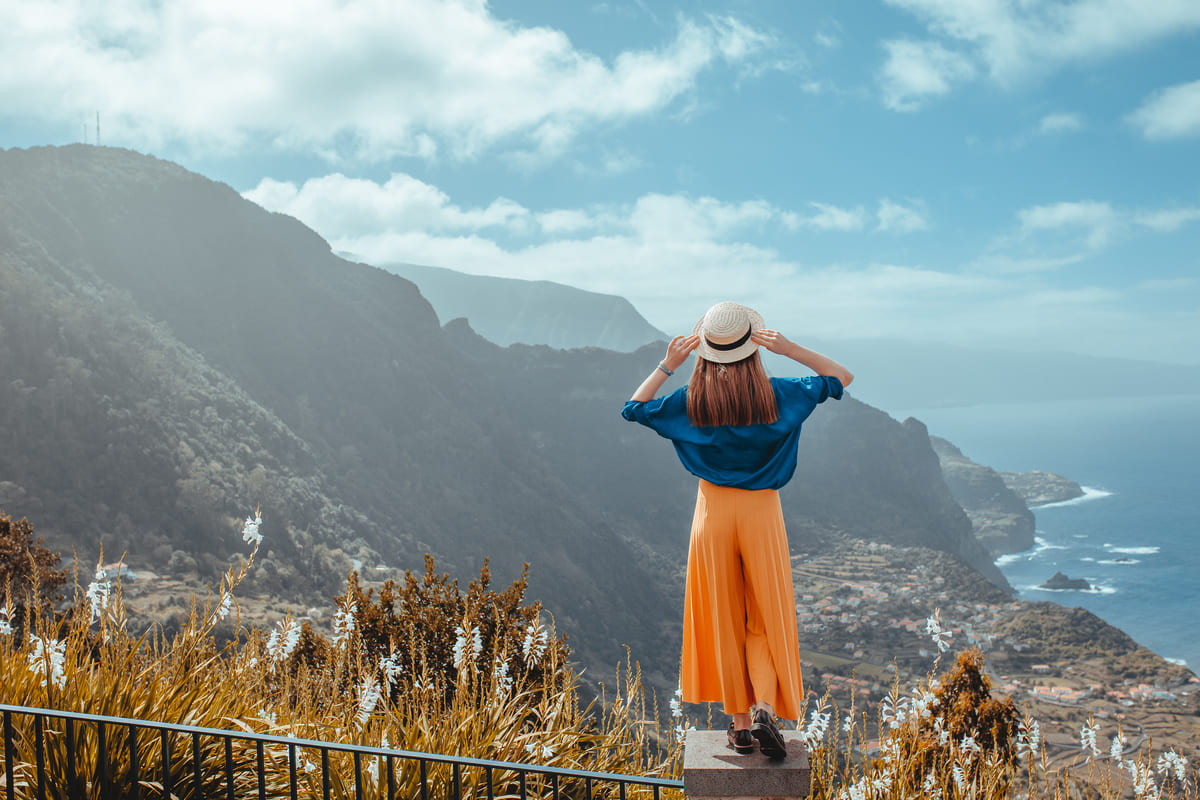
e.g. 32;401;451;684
664;334;700;371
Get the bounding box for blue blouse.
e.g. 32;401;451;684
621;376;843;490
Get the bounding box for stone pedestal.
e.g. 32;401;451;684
682;729;810;800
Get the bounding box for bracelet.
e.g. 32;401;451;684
656;362;674;377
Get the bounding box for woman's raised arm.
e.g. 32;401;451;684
750;330;854;387
629;335;700;402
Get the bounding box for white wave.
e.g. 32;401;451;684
994;534;1067;566
1033;536;1067;552
1166;657;1189;667
1037;486;1113;509
1098;558;1141;566
1104;545;1160;556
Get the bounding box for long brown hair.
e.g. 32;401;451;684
687;351;778;427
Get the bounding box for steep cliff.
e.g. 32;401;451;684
930;436;1036;555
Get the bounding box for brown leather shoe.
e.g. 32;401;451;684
727;722;755;754
751;709;786;759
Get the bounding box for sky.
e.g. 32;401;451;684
2;0;1199;364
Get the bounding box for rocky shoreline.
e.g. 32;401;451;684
931;436;1085;557
1000;469;1085;507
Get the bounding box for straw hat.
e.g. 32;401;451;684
692;301;765;363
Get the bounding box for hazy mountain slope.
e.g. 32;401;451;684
0;257;377;596
0;145;671;672
381;262;667;352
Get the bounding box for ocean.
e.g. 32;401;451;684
893;394;1200;670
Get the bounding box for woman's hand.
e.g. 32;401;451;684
664;334;700;371
750;329;792;355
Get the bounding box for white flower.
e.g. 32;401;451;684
85;564;111;623
522;620;548;665
366;759;379;782
1017;718;1041;759
27;635;67;689
1080;721;1101;759
451;622;481;671
379;652;403;692
241;512;263;547
356;675;381;728
493;655;512;697
1157;751;1188;782
880;694;907;730
0;606;12;636
266;619;301;663
209;591;234;625
880;737;901;764
922;770;942;800
453;623;481;672
952;762;967;794
801;698;831;749
331;600;356;647
1127;760;1159;799
670;684;683;719
1111;733;1127;761
541;744;554;759
911;687;936;720
960;735;981;754
842;714;853;733
925;609;951;653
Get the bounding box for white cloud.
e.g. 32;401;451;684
881;0;1200;97
244;173;533;238
876;198;930;233
244;173;1197;362
878;39;975;111
1127;79;1200;140
0;1;772;163
1018;200;1118;249
1038;112;1084;134
1134;207;1200;232
787;203;868;232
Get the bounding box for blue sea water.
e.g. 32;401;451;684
893;394;1200;670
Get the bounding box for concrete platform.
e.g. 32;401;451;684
682;729;810;800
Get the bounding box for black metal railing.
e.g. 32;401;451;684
1;704;683;800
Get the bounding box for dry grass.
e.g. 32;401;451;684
2;511;1195;800
0;513;684;799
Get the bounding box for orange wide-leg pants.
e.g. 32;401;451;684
680;479;804;721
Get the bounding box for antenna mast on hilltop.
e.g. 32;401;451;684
96;111;101;146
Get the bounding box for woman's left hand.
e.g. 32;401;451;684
664;334;700;371
750;329;791;355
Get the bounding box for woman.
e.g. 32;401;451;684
621;301;853;758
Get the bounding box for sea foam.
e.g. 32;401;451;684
1104;545;1160;556
1037;486;1113;509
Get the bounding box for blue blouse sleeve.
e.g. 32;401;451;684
776;375;844;404
621;387;689;434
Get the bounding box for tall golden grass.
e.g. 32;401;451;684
0;512;684;799
1;509;1195;800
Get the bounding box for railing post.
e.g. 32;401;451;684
681;730;810;800
4;710;16;800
